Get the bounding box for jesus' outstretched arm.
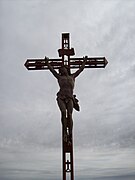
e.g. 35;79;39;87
45;56;59;79
72;56;87;78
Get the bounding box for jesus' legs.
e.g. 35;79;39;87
67;99;73;137
57;98;68;141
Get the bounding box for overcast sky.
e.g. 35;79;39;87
0;0;135;179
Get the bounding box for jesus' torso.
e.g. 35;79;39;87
57;75;75;99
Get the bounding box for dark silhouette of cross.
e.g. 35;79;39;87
24;33;108;180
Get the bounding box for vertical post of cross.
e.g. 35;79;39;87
58;33;74;180
62;33;69;66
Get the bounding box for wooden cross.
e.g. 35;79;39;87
24;33;108;180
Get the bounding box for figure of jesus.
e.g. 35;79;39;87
45;56;87;142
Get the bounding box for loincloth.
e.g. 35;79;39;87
56;93;80;111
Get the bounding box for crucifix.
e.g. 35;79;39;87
24;33;108;180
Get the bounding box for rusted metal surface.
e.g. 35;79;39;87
61;33;74;180
62;123;74;180
58;48;75;57
24;57;108;70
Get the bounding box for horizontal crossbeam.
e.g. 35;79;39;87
24;57;108;70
